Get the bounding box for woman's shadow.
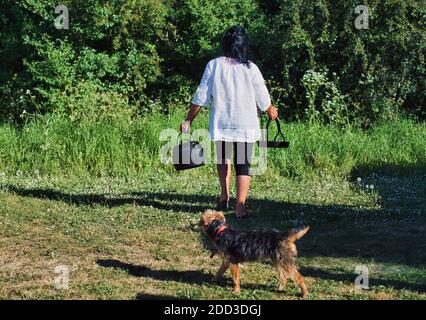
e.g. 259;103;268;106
6;184;426;268
5;181;426;295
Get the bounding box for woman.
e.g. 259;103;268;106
181;25;278;218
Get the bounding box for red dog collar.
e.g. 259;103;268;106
213;225;227;242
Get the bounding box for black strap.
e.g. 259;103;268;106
177;132;189;165
266;118;286;142
177;132;190;143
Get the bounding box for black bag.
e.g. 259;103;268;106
259;118;290;148
172;133;205;171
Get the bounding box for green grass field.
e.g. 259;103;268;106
0;112;425;299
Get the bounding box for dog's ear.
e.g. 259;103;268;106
199;209;225;227
199;209;214;227
199;214;208;227
215;211;226;223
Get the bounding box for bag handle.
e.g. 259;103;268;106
266;118;286;142
176;132;191;166
177;131;190;143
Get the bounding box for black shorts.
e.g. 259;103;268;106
215;141;254;176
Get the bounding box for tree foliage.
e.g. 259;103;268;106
0;0;424;123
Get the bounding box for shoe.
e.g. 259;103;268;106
235;205;250;219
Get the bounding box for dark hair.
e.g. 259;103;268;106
221;25;251;68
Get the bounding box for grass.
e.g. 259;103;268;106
0;112;425;299
0;111;424;178
0;168;425;300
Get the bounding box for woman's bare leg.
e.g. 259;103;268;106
236;175;250;216
217;160;231;201
235;142;252;217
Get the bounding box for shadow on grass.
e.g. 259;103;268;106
4;184;380;215
5;185;214;213
5;184;426;267
97;259;280;293
96;259;426;295
97;259;212;285
135;293;187;300
301;267;426;294
350;163;426;179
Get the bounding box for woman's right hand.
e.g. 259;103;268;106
180;120;190;133
266;105;278;120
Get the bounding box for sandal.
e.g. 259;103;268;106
235;205;250;219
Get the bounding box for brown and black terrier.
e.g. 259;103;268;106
199;209;309;298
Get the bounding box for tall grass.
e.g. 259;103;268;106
0;110;424;178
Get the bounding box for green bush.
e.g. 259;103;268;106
0;0;424;122
48;81;136;123
149;0;267;105
161;0;266;73
1;0;167;120
258;0;425;122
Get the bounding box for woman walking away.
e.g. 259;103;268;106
181;25;278;219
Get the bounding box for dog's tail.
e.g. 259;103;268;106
287;226;309;242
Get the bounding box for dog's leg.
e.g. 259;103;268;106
276;265;288;291
229;263;240;293
212;260;229;283
293;270;308;298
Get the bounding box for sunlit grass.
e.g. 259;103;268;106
0;111;424;178
0;112;424;299
0;171;425;300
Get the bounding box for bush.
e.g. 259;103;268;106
0;0;167;120
0;0;424;123
256;0;426;122
49;81;136;123
161;0;267;77
301;69;349;126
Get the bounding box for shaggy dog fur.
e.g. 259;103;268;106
199;209;309;297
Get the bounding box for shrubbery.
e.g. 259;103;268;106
0;0;166;120
0;0;424;123
258;0;425;124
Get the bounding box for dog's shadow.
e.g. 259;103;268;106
97;259;212;285
97;259;426;295
96;259;276;292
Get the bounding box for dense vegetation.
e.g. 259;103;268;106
1;0;425;124
0;111;423;178
0;1;425;301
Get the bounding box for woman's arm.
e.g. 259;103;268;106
181;104;202;133
182;60;213;133
250;64;279;120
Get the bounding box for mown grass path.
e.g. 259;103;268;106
0;171;425;299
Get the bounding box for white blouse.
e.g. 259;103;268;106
191;56;271;142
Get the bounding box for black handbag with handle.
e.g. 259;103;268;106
172;133;205;171
259;118;290;148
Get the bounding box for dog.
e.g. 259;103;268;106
199;209;309;298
